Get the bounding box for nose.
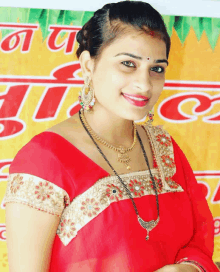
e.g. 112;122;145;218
133;70;152;95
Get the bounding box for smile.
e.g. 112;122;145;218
122;93;149;107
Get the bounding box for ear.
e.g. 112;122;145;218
79;50;95;80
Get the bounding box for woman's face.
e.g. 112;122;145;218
82;29;168;121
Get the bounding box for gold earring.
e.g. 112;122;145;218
144;107;154;126
78;77;96;111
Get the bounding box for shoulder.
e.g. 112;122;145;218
8;115;83;196
8;112;87;195
8;131;71;190
17;111;84;162
45;111;89;147
45;111;84;136
9;130;61;175
5;131;73;217
4;116;84;217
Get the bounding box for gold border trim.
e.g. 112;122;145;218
4;173;70;217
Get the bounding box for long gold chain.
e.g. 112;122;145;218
80;109;137;170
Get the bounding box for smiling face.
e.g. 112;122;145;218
80;28;168;121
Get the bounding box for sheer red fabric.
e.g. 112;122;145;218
7;129;218;272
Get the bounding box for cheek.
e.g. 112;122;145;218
151;78;165;98
151;73;165;89
111;71;128;87
95;67;125;88
93;76;124;103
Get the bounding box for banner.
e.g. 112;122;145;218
0;6;219;270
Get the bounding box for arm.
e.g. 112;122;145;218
4;134;71;271
171;137;219;272
5;202;60;272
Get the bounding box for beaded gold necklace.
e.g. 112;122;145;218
80;110;137;170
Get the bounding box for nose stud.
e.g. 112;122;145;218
147;57;150;61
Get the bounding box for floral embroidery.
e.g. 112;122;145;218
106;184;124;201
153;155;158;168
161;155;175;168
10;174;24;194
144;176;163;193
80;198;100;217
150;176;163;193
60;219;76;238
4;173;70;217
165;177;179;189
35;181;54;201
50;191;66;210
156;133;172;147
64;195;70;207
129;179;145;197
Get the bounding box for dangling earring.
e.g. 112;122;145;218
78;77;96;111
145;107;154;126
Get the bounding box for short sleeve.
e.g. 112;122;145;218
4;133;71;217
171;136;219;272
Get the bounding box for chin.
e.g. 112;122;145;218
121;110;148;122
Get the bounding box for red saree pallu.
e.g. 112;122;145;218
4;124;219;271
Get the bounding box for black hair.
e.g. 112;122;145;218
76;1;171;64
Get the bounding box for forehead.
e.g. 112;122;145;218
103;30;167;58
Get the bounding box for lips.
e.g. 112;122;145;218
122;92;149;107
122;92;149;101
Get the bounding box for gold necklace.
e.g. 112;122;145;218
80;110;137;170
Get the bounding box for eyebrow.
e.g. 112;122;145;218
114;52;169;66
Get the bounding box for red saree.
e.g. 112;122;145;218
4;124;219;271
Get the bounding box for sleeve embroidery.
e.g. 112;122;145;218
4;173;70;217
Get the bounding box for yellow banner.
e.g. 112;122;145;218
0;7;219;270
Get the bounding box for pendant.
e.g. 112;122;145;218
118;146;131;169
137;216;159;240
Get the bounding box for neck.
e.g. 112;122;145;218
82;105;135;148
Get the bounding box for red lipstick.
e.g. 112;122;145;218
122;93;149;107
123;93;149;100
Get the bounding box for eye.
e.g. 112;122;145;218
150;66;165;73
121;61;136;68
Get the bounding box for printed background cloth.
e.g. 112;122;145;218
0;4;220;271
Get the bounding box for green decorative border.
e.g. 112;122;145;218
0;7;220;50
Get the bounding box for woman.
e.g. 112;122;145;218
4;1;219;271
